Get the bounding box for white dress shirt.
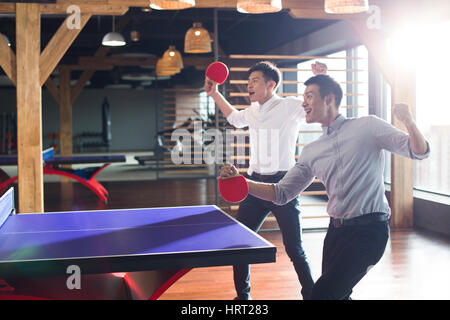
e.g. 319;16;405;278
226;94;305;175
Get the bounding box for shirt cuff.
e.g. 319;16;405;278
411;141;430;160
273;183;288;206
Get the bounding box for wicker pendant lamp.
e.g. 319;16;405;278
1;33;11;47
150;0;195;10
236;0;282;14
156;58;180;76
184;22;212;53
324;0;369;14
161;45;184;69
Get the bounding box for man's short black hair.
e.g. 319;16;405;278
304;74;343;108
247;61;281;89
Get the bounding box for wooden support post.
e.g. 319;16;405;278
16;3;43;213
346;17;416;229
58;66;73;188
4;3;129;212
58;66;73;158
390;65;416;228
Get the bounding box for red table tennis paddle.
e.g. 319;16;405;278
218;173;249;203
205;61;229;84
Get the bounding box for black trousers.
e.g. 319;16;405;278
233;173;314;300
310;219;390;300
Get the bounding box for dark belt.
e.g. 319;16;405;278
251;171;287;181
330;212;389;228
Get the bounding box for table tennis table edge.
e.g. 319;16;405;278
0;204;276;279
4;203;274;248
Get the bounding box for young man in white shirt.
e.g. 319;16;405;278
204;61;326;300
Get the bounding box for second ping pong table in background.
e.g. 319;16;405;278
0;148;126;203
0;188;276;300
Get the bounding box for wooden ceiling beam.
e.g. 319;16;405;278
65;64;114;71
0;3;128;15
106;0;236;8
2;0;448;21
76;56;216;68
0;35;16;86
44;77;60;102
71;70;95;104
78;56;158;67
40;13;92;86
40;4;128;15
284;0;356;19
0;3;14;13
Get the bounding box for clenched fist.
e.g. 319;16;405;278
204;77;218;96
312;61;327;75
218;164;239;180
393;103;413;125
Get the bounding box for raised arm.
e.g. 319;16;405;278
204;78;236;118
393;103;428;155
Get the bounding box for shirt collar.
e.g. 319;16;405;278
322;114;346;135
256;94;280;110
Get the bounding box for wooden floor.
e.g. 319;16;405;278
24;179;450;300
161;229;450;300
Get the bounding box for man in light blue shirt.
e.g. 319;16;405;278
220;75;430;299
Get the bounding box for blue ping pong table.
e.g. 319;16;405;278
0;188;276;300
0;148;126;203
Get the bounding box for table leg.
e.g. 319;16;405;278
124;269;192;300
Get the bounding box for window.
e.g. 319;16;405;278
296;45;369;149
414;22;450;195
387;21;450;196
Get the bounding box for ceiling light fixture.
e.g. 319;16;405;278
324;0;369;14
161;45;184;70
156;58;180;76
236;0;282;14
130;30;140;42
184;22;212;53
102;16;126;47
150;0;195;10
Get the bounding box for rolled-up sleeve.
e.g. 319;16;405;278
274;162;315;205
370;116;430;160
410;141;430;159
226;110;249;128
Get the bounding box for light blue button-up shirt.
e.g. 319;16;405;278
274;115;430;219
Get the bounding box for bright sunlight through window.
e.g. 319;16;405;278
391;21;450;195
